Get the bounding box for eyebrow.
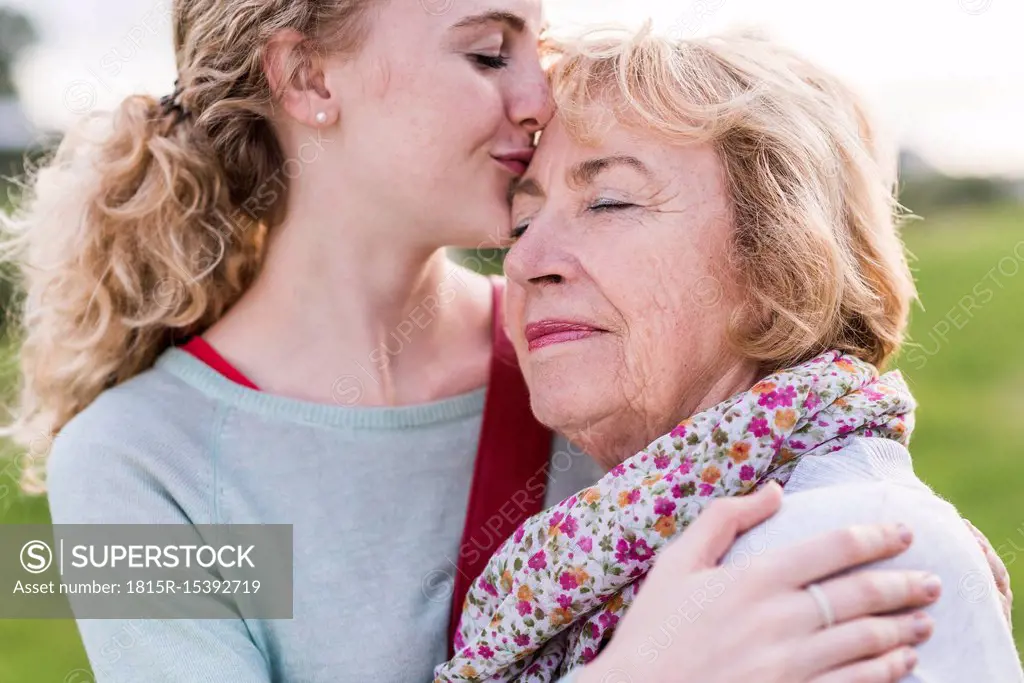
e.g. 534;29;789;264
509;155;653;203
451;10;526;34
509;177;544;203
569;155;652;187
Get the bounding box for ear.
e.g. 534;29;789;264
263;28;339;128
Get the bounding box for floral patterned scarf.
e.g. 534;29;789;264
434;350;915;682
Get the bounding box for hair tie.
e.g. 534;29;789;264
159;78;190;122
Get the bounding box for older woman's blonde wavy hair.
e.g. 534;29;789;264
544;27;917;374
1;0;375;493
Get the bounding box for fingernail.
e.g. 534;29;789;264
897;523;913;545
904;648;918;670
912;612;933;639
922;574;942;599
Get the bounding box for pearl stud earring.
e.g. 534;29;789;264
315;112;327;124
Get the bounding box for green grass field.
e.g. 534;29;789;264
0;203;1021;681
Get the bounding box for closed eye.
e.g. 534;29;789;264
510;221;529;240
588;198;635;212
471;53;509;69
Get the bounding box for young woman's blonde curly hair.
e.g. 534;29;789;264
544;26;917;374
1;0;375;493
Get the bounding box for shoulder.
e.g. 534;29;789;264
722;438;1022;682
725;438;978;578
46;352;220;525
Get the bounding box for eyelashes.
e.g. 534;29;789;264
510;200;636;241
588;199;634;212
471;54;509;69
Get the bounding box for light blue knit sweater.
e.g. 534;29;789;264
46;348;1021;682
46;347;604;682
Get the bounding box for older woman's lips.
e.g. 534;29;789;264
524;320;603;351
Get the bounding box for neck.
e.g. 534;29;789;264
579;357;764;471
206;215;494;406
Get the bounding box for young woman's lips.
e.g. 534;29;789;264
498;159;528;175
524;320;604;351
494;150;534;176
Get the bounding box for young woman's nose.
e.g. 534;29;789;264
507;67;555;134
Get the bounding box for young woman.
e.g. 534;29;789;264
1;1;1002;681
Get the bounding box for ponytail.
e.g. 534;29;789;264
1;94;264;493
1;0;378;494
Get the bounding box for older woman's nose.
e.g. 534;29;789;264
504;227;573;288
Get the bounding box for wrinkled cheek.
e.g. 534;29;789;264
619;320;689;424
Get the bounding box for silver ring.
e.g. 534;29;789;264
807;583;835;628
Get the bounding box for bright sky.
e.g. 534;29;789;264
6;0;1024;176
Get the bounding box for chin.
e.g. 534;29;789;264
527;371;605;443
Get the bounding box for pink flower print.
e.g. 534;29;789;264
610;463;627;477
513;525;525;543
549;511;565;528
614;538;631;564
758;391;780;409
528;550;547;570
677;459;693;475
790;440;806;450
590;623;601;639
739;464;755;481
577;536;593;553
516;600;532;616
482;580;498;597
582;647;598;663
803;392;820;411
478;645;495;660
598;611;620;630
699;483;715;496
670;423;687;438
561;515;579;538
672;481;697;499
654;454;671;469
557;593;574;609
615;537;653;564
454;633;466;651
514;633;531;647
750;417;770;437
654;497;676;516
559;572;579;590
777;385;797;407
630;538;654;562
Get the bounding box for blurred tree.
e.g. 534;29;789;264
0;6;39;96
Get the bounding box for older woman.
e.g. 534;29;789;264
435;29;1021;683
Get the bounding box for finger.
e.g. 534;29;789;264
754;523;914;589
986;544;1011;597
811;647;918;683
666;481;783;572
967;520;1011;595
784;570;941;629
1001;592;1014;631
796;612;932;678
